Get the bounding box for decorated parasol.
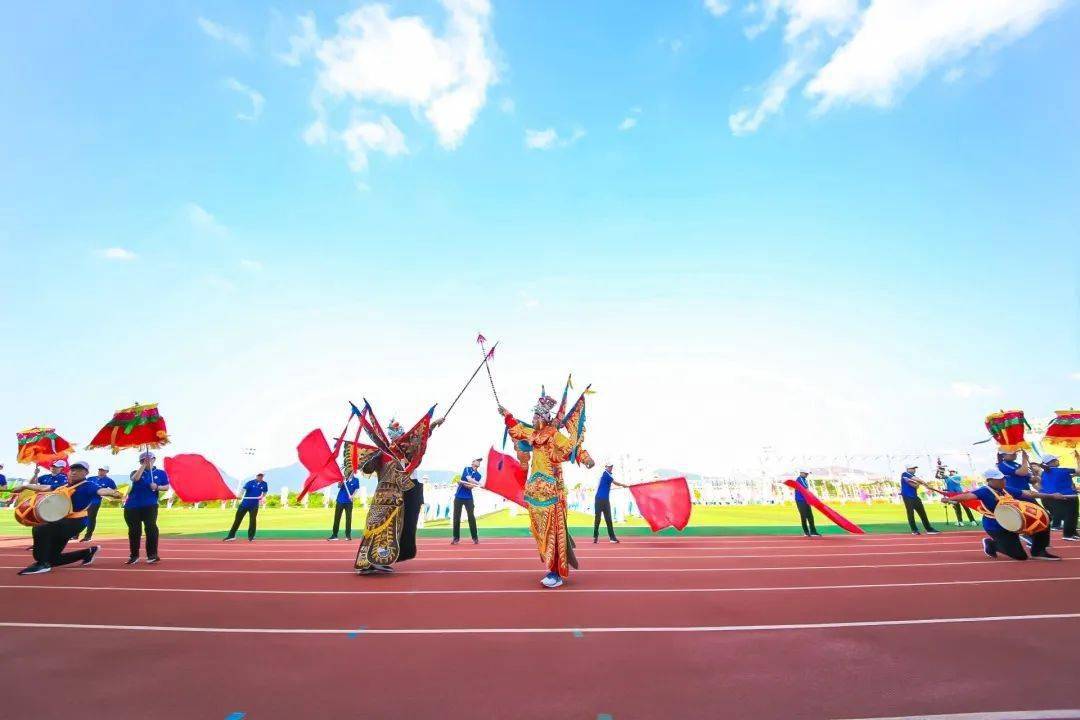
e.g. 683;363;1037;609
1044;409;1080;449
85;403;170;454
984;409;1031;452
16;427;74;468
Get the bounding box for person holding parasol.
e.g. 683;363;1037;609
123;451;169;564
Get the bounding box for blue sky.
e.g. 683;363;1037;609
1;1;1077;481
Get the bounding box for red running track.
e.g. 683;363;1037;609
1;532;1079;720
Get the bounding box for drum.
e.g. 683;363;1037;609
994;500;1049;534
13;491;73;527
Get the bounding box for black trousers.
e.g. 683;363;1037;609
227;506;259;540
124;505;160;558
398;482;423;563
986;527;1050;560
952;502;975;524
593;498;616;539
32;518;92;566
795;500;818;535
1048;496;1078;536
453;497;478;540
332;502;353;538
82;503;102;539
902;496;935;532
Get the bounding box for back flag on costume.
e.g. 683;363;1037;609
163;454;236;502
296;429;345;501
630;476;692;532
783;479;864;534
484;447;527;507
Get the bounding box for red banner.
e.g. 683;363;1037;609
484;448;526;507
783;479;864;534
630;476;692;532
296;429;344;500
163;454;236;502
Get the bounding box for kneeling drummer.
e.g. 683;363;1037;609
943;468;1064;561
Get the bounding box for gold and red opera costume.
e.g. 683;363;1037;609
16;427;74;467
503;389;593;579
352;406;437;573
1044;409;1080;449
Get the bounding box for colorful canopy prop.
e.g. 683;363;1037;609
16;427;74;467
86;403;169;454
630;476;692;532
484;448;527;507
163;454;236;502
1044;409;1080;449
984;409;1031;452
783;479;864;534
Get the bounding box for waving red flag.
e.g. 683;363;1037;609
163;454;236;502
484;447;527;507
630;476;692;532
783;479;864;534
297;429;345;501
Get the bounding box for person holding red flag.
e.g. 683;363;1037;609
791;470;822;537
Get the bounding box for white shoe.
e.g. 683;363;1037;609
540;573;563;588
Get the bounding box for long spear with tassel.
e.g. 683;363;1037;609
476;332;501;406
441;342;499;421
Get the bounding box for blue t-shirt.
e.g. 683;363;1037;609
40;473;68;489
456;467;481;500
1041;467;1076;496
900;472;920;498
944;474;963;493
89;476;116;506
595;470;615;501
336;477;360;504
0;473;6;487
125;468;169;509
972;485;1025;534
793;476;809;502
998;459;1030;493
240;479;268;509
68;479;103;527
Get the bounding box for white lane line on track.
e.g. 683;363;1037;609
3;576;1077;597
837;711;1080;720
7;547;1057;563
0;559;1061;575
67;540;987;555
2;612;1078;636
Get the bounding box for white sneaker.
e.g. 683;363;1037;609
541;574;564;588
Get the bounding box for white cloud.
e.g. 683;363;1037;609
240;259;264;271
278;14;319;66
185;203;228;237
660;37;685;53
498;97;515;114
224;78;264;121
730;0;1063;134
1070;372;1080;381
618;117;638;131
949;381;997;398
524;126;585;150
943;66;966;84
341;116;408;171
303;119;328;145
97;247;136;261
704;0;730;18
197;17;250;52
305;0;497;175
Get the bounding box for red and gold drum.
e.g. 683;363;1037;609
994;500;1049;534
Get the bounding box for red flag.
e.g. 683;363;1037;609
297;429;345;501
783;479;865;534
163;454;236;502
484;447;526;507
630;477;692;532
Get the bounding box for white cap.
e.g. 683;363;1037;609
98;464;110;472
70;460;90;472
984;468;1005;480
139;451;156;461
1040;454;1059;466
51;459;67;469
797;469;809;474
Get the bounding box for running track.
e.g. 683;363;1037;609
1;532;1079;720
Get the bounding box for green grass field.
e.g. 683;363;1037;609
0;500;971;538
